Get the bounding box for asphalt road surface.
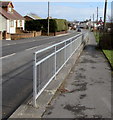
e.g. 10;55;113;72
2;31;79;56
1;30;83;119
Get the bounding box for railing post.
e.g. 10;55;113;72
65;41;66;63
82;33;84;43
55;46;57;79
38;64;41;91
70;39;72;55
33;53;37;108
71;38;73;53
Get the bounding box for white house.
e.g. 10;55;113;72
0;1;25;34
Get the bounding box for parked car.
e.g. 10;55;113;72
71;25;76;30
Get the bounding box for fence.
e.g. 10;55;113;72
33;32;88;107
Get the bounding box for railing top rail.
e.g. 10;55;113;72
35;33;83;55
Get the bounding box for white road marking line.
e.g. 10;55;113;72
55;33;70;37
0;53;16;59
25;46;37;51
25;41;55;51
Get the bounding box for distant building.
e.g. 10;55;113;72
0;1;25;34
24;13;42;21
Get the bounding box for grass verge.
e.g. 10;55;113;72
103;50;113;68
94;31;99;43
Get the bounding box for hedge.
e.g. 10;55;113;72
25;19;68;32
25;20;42;31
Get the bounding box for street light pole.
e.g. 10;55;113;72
48;1;50;36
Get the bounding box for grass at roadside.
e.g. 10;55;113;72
94;32;113;68
94;31;100;43
103;50;113;67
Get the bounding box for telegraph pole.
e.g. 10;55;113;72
93;14;94;27
96;7;99;34
103;0;107;31
48;1;50;36
97;7;98;23
90;16;91;20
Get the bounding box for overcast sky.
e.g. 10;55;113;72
12;1;112;21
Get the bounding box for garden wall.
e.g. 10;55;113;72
2;31;11;40
0;31;2;40
11;31;41;40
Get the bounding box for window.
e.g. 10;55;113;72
20;20;22;27
8;7;12;12
10;20;14;27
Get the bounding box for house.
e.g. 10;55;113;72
0;1;25;37
24;13;42;21
0;11;7;32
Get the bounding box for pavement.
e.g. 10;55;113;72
42;32;112;119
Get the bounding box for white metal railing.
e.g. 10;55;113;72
33;32;88;107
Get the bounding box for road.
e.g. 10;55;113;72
1;30;81;119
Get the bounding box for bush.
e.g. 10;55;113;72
55;19;68;32
25;20;42;31
25;19;68;32
40;19;57;32
99;32;113;50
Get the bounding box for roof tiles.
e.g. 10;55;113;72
0;1;24;20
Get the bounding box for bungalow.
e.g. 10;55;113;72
24;13;42;21
0;1;25;38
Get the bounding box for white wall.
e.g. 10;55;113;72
22;20;25;30
7;20;10;33
0;14;7;32
7;20;16;34
6;19;25;34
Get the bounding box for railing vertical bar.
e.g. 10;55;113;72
39;64;41;91
70;39;71;56
65;41;66;64
55;46;57;79
33;53;37;108
71;38;73;54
